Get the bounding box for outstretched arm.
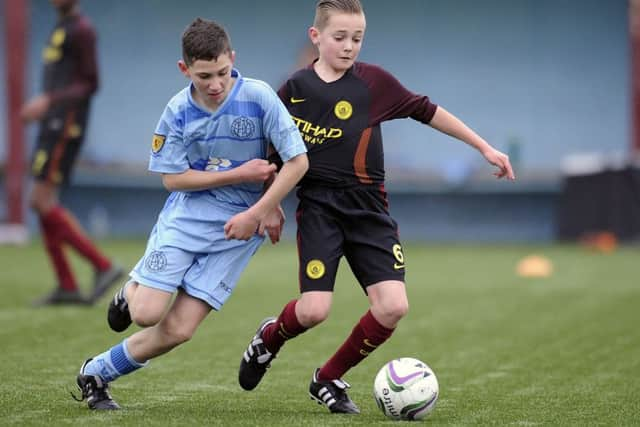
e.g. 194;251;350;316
429;106;515;180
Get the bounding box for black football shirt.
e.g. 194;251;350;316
278;61;437;188
42;11;98;111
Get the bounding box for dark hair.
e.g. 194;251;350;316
314;0;363;30
181;18;232;66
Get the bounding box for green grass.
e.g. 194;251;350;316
0;240;639;425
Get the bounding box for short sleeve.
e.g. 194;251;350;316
260;84;306;163
357;63;437;126
148;104;188;174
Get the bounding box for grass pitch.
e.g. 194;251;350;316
0;240;638;425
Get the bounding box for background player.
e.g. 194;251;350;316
238;0;515;414
21;0;122;305
72;18;308;410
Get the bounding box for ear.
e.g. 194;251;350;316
230;50;236;64
308;26;320;46
177;60;190;78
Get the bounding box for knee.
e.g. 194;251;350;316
160;319;195;347
29;194;46;215
375;299;409;326
130;308;164;328
29;187;54;215
394;300;409;321
296;304;330;328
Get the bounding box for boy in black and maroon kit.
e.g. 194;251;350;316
239;0;515;414
21;0;122;306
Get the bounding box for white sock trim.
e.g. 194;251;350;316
123;338;149;367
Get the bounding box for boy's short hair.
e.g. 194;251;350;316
182;18;232;66
313;0;363;30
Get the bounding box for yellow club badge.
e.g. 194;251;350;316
334;100;353;120
51;28;66;46
43;46;62;63
152;134;166;154
306;259;325;280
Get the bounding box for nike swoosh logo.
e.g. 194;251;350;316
290;97;306;104
364;339;378;348
388;360;425;385
394;263;405;270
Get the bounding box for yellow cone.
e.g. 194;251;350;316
516;254;553;278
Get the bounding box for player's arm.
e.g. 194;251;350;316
224;153;308;240
428;106;515;180
253;153;308;217
223;81;309;240
161;160;276;192
257;171;286;244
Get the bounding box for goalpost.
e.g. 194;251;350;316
632;0;640;157
1;0;29;244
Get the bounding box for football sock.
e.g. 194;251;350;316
39;215;78;291
262;299;307;354
83;339;147;382
42;206;111;272
317;310;394;381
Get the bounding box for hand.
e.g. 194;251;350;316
481;147;516;180
21;94;51;122
236;159;277;183
259;205;286;244
224;210;260;241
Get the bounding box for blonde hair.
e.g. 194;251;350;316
313;0;364;30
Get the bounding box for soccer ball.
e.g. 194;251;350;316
373;357;439;421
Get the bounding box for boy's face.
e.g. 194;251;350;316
311;12;366;73
178;51;236;111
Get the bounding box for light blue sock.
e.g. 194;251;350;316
83;339;147;382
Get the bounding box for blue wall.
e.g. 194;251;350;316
57;185;559;242
1;0;630;179
0;0;630;241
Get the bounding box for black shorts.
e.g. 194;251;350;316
31;107;89;185
295;185;406;293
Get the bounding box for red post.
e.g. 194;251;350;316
631;0;640;154
3;0;28;224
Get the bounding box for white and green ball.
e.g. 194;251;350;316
373;357;439;421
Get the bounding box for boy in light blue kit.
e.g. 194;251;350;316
72;17;308;410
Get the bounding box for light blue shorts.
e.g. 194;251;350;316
130;192;264;310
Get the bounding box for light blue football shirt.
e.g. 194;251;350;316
150;68;306;210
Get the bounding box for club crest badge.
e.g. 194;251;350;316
230;116;255;138
152;134;166;154
334;100;353;120
145;251;167;272
306;259;325;280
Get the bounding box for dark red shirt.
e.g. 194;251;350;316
42;11;98;109
278;61;437;188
